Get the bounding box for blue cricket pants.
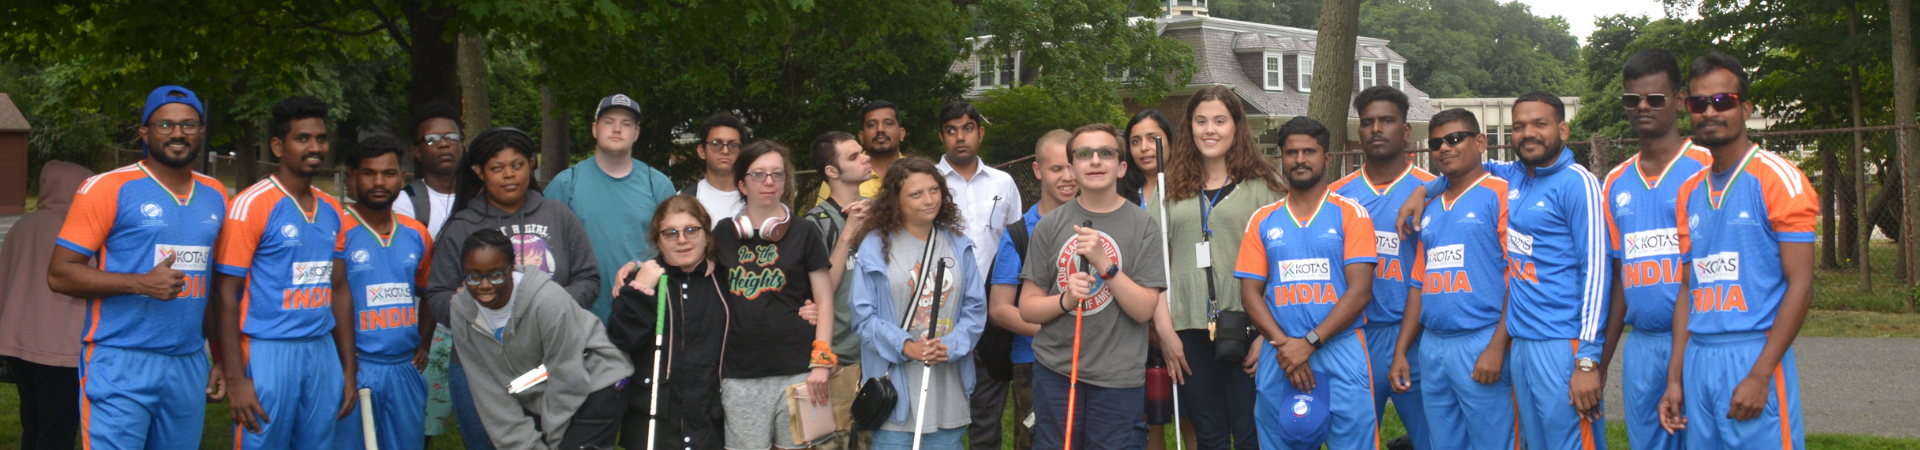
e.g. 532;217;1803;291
1623;330;1683;450
1254;329;1376;450
1363;322;1429;448
1510;338;1606;450
333;353;428;450
1416;326;1515;450
236;335;345;450
80;345;209;449
1682;331;1803;450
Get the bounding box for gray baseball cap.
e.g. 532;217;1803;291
595;94;641;120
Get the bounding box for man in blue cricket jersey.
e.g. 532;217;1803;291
1598;48;1711;450
330;135;435;450
1398;91;1610;450
1389;108;1516;449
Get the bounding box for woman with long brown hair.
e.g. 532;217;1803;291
1144;85;1284;450
848;156;987;450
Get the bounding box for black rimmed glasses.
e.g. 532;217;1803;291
463;271;510;286
148;120;204;135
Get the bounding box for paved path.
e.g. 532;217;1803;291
1602;335;1920;438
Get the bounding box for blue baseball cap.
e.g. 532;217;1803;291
1275;370;1331;450
140;86;205;157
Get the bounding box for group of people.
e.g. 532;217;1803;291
0;46;1816;450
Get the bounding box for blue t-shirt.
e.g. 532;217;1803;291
337;209;433;357
1231;192;1378;338
1408;173;1510;333
1603;143;1712;333
216;176;344;340
546;156;678;319
1676;146;1818;335
56;163;229;355
989;206;1044;364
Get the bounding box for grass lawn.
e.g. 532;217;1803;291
1812;241;1914;314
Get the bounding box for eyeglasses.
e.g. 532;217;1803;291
148;120;204;135
463;270;510;286
1427;130;1480;150
1686;93;1744;114
421;133;462;146
747;171;788;184
941;123;979;136
1071;147;1120;161
704;141;742;151
1622;93;1667;110
659;226;705;242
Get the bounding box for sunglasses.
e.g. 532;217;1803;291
1622;93;1667;110
421;132;462;146
1686;93;1744;114
1071;147;1120;161
1428;131;1480;150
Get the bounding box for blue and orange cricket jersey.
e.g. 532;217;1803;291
1233;192;1378;337
1605;142;1712;333
56;162;229;356
216;176;344;341
336;207;432;357
1676;145;1818;334
1330;164;1435;325
1409;173;1510;333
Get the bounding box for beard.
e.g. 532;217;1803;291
357;193;396;211
1286;164;1323;191
152;138;201;169
1517;135;1563;167
1692;118;1740;148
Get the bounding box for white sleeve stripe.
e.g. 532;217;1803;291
1577;169;1606;342
1755;152;1804;197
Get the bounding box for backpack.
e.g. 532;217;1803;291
974;215;1029;381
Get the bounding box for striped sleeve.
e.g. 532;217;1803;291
1570;168;1609;357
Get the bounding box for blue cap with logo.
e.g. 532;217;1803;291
1275;369;1331;450
595;93;641;121
140;86;206;156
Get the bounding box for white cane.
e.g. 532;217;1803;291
647;277;669;450
911;258;952;450
1151;136;1184;450
358;388;379;450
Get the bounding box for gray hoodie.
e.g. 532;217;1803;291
428;189;600;328
451;266;633;450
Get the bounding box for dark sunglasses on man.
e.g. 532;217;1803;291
1622;93;1667;110
1428;130;1480;150
1686;93;1744;114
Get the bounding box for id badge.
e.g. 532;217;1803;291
1195;241;1212;268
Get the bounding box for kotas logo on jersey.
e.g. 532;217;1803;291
1425;244;1466;270
1275;258;1332;283
1622;228;1682;259
153;245;212;272
292;261;332;285
365;283;412;307
1693;252;1741;284
1506;230;1535;257
1374;231;1400;256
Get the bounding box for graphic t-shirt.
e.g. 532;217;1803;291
1604;143;1712;333
56;162;228;355
1675;145;1818;335
1232;192;1377;338
216;176;344;340
337;208;433;357
1330;165;1435;325
1019;199;1167;388
880;232;970;432
714;209;832;378
1409;174;1510;333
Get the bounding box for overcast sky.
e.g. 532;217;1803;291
1515;0;1692;45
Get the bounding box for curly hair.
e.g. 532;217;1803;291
865;156;964;261
1165;85;1282;201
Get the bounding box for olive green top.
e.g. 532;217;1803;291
1145;177;1286;331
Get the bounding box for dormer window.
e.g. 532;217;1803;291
1359;62;1375;87
1298;55;1313;92
977;55;1017;88
1264;54;1282;90
1390;64;1404;91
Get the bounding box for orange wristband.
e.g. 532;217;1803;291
809;340;838;368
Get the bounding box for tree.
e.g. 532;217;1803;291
975;85;1129;165
1308;0;1362;148
972;0;1197;136
1895;0;1920;289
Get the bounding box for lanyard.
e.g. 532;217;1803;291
1198;180;1230;238
343;206;395;248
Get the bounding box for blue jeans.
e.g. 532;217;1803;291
872;427;966;450
1032;365;1147;450
1173;329;1259;450
448;361;495;450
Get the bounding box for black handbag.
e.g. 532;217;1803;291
1213;310;1254;364
849;232;943;431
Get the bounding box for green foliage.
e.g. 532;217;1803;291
1569;15;1710;140
973;0;1195;135
1211;0;1319;29
974;85;1128;164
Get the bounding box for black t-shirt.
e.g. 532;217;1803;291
714;213;832;378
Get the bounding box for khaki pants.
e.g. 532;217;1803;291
817;363;872;450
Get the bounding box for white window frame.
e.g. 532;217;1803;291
976;54;1018;88
1264;54;1282;91
1390;64;1404;91
1297;55;1313;92
1360;61;1375;87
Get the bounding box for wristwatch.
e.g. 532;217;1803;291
1577;357;1597;372
1303;330;1324;349
1098;261;1119;280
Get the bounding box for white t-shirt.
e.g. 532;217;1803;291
936;156;1023;274
394;181;458;240
695;178;745;227
475;272;526;340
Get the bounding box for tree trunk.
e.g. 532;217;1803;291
539;60;570;182
1307;0;1362;151
1821;136;1840;269
458;32;493;140
1893;0;1919;302
1851;0;1872;290
401;2;462;129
